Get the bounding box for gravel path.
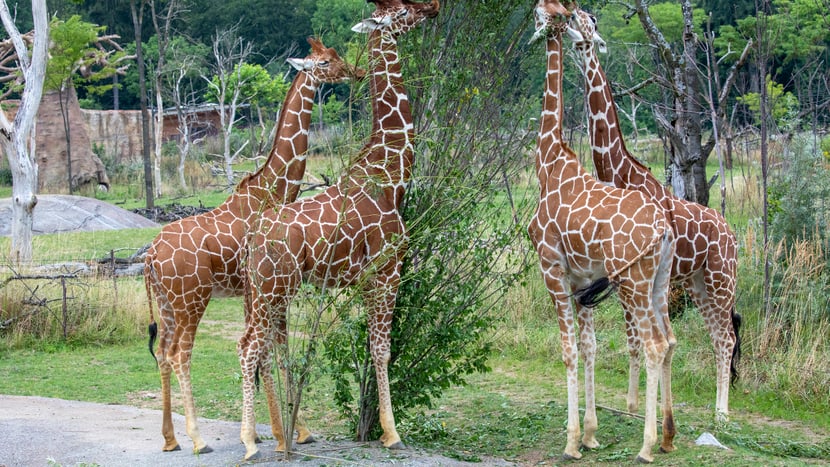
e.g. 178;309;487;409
0;395;515;466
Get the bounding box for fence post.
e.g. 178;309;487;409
61;276;68;339
111;249;119;302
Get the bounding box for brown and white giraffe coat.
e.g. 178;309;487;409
527;0;676;462
565;5;740;422
145;38;363;455
240;0;439;460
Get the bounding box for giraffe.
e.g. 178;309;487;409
144;38;364;455
564;5;741;422
239;0;439;460
527;0;677;462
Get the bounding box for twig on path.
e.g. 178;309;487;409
596;403;665;424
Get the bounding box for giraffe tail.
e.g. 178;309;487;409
573;277;620;308
730;306;742;386
145;260;158;365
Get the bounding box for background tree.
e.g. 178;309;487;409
310;0;372;55
130;0;153;209
622;0;752;206
0;0;48;263
147;0;184;198
230;61;289;162
201;26;255;189
164;37;208;190
186;0;314;63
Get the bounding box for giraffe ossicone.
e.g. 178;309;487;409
145;37;363;456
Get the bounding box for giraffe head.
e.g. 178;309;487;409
530;0;572;43
286;37;367;83
351;0;440;36
565;6;607;54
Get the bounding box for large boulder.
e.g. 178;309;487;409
0;195;158;237
35;85;110;193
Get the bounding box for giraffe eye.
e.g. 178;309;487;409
397;9;409;18
318;61;330;68
590;15;597;26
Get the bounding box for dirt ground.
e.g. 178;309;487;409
0;394;515;467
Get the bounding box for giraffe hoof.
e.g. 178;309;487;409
162;443;181;452
243;450;261;461
386;441;406;450
193;445;213;455
635;455;653;464
296;434;316;445
659;445;676;454
561;452;582;461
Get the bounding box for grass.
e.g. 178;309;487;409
1;305;828;465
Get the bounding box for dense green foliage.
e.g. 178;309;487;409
2;0;824;136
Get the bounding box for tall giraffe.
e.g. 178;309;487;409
565;6;741;422
240;0;439;460
527;0;677;462
144;38;364;455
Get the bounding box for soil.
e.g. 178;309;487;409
0;394;516;467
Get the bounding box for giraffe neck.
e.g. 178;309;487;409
536;32;581;188
247;70;317;205
353;29;414;209
582;48;673;203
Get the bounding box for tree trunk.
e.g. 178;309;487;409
636;0;712;206
153;89;163;197
0;0;49;264
130;0;154;209
59;84;73;193
356;361;379;442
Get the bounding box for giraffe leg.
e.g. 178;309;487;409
652;241;677;454
637;338;665;464
171;352;211;454
617;276;659;463
241;239;302;460
279;364;315;444
154;303;181;452
577;304;599;450
259;350;288;453
237;334;264;461
658;342;677;454
624;306;642;414
559;310;582;460
540;264;582;460
158;359;180;452
365;277;403;449
685;273;736;423
164;296;211;455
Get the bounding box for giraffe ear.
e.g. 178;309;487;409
286;58;307;71
352;18;381;33
529;25;546;44
594;33;607;53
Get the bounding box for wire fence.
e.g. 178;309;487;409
0;246;147;338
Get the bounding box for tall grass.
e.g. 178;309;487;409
737;225;830;409
0;228;157;351
0;274;147;349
